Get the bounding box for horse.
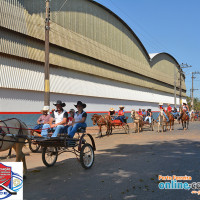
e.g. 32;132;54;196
91;114;111;137
191;112;195;122
0;118;30;176
166;111;174;131
180;111;189;130
156;109;168;132
131;110;143;133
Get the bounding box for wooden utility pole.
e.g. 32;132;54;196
174;65;177;108
191;71;200;110
44;0;50;108
179;64;192;108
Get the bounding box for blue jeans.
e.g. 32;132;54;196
61;125;70;134
144;116;151;123
41;124;51;137
116;116;125;123
41;124;65;137
51;125;65;137
68;123;87;138
33;124;43;130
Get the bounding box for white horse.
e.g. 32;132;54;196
156;109;168;132
131;109;143;133
0;118;30;176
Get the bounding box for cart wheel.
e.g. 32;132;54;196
42;147;58;167
80;143;94;169
29;141;40;153
124;124;130;134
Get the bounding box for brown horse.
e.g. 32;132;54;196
180;111;189;130
91;114;111;137
166;111;175;131
0;118;30;176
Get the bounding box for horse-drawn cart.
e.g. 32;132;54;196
29;128;96;169
110;117;130;134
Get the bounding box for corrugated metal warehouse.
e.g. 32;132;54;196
0;0;186;122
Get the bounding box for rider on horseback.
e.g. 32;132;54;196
178;103;190;122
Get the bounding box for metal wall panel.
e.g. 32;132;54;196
0;56;186;102
0;0;186;95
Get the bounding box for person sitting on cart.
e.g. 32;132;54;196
142;109;146;120
108;108;115;120
31;106;51;135
67;101;87;138
62;109;75;134
41;100;68;137
115;106;126;123
144;109;152;124
138;108;143;116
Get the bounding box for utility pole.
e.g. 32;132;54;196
179;63;192;108
191;71;200;110
174;65;177;108
44;0;50;108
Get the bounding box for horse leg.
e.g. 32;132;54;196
170;121;172;131
13;143;27;176
7;148;12;158
97;125;101;137
100;126;102;137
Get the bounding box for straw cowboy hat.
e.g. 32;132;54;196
74;101;86;108
109;107;115;111
159;102;163;106
119;105;125;109
41;106;49;113
53;100;66;107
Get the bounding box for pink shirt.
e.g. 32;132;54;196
38;115;51;124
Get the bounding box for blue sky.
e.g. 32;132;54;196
95;0;200;98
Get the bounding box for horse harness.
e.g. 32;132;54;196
0;118;24;149
97;115;109;126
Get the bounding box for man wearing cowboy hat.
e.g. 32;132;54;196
115;106;126;123
31;106;51;135
41;100;68;137
67;101;87;138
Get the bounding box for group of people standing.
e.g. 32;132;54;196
33;100;87;138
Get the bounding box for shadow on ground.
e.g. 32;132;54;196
23;139;200;200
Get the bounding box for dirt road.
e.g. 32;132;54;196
1;122;200;200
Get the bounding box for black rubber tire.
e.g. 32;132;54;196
42;147;58;167
80;144;94;169
29;141;40;153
